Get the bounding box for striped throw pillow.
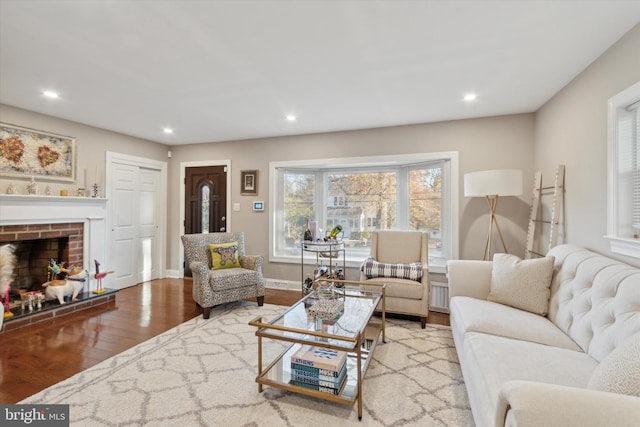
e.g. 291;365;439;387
360;257;423;281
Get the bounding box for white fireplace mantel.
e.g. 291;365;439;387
0;194;107;222
0;194;109;291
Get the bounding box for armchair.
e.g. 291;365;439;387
360;230;429;328
181;232;265;319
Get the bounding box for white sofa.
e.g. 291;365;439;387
447;244;640;427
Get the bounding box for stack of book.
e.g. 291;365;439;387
290;345;347;395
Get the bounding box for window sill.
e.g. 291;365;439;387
427;260;446;274
269;254;448;274
605;235;640;259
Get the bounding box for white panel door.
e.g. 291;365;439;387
110;163;162;289
111;163;138;289
138;167;160;282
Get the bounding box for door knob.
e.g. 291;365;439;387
221;216;226;221
220;227;226;231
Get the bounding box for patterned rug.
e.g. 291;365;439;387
20;302;473;426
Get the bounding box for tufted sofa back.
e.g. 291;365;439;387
547;244;640;362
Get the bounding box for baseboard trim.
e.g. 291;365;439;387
264;278;299;291
165;269;181;278
163;273;299;291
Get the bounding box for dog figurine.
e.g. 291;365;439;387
42;266;88;304
214;245;238;266
20;291;45;311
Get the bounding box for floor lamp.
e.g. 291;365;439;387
464;169;523;260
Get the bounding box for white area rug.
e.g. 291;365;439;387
21;302;472;426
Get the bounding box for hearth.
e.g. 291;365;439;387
1;289;117;333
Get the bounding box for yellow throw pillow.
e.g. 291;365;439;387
209;242;241;270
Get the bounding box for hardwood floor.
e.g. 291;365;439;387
0;278;449;404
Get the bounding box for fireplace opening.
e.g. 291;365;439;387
1;222;85;317
13;237;69;290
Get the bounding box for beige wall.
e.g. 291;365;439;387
0;104;534;283
0;105;169;197
534;23;640;266
170;114;535;280
0;104;171;280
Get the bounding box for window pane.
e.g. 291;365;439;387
201;185;210;233
410;167;442;258
279;172;315;254
633;107;640;232
327;171;396;259
327;171;396;233
618;112;635;236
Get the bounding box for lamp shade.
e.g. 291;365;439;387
464;169;523;197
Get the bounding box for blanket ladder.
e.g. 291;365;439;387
525;164;565;259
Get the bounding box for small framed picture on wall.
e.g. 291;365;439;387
241;170;258;195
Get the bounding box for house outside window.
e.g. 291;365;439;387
270;152;459;272
607;81;640;258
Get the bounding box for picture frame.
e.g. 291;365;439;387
0;122;76;182
241;170;258;195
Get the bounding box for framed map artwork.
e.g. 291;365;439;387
0;123;76;182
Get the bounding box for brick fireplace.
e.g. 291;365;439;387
0;194;112;332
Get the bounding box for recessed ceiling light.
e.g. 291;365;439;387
463;93;477;102
163;128;174;134
43;90;59;99
285;115;297;122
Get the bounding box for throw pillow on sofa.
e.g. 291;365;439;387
587;332;640;397
487;254;555;316
209;242;241;270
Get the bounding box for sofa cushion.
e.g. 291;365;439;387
587;332;640;397
209;242;241;270
460;332;598;427
209;268;259;291
361;276;425;300
488;254;554;316
450;296;582;352
360;257;423;281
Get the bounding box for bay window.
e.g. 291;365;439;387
270;152;458;272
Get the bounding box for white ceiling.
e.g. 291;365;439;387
1;1;639;146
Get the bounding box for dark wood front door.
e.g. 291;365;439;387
184;165;227;276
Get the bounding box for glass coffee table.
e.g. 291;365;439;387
248;281;386;420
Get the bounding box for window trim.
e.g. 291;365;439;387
269;152;459;273
606;80;640;258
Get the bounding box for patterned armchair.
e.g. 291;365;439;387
181;232;265;319
360;230;429;328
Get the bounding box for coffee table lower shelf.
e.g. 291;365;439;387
252;321;383;420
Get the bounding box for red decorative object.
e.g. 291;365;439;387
93;260;114;294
